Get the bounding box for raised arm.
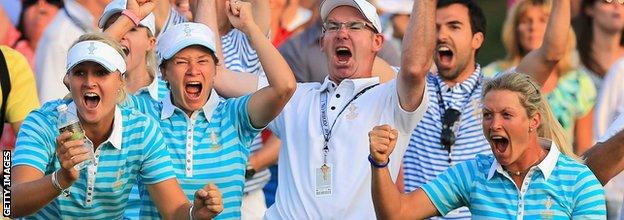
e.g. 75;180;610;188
516;0;570;84
397;0;436;112
584;127;624;185
104;0;156;41
249;0;271;36
226;0;296;128
369;125;439;219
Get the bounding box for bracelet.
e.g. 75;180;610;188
189;204;194;220
368;154;389;168
51;170;71;197
121;10;141;26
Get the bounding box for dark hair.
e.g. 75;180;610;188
16;0;64;44
437;0;487;36
573;0;624;75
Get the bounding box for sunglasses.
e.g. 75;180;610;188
441;108;461;152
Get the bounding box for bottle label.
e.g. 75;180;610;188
59;122;85;141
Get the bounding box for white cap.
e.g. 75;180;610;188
377;0;413;15
320;0;382;33
156;22;217;65
98;0;156;35
66;40;127;74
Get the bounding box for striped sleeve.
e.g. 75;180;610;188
139;115;175;184
122;94;161;119
421;160;475;215
222;29;262;74
572;167;606;219
227;94;263;147
12;110;56;173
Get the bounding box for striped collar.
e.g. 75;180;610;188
161;89;221;120
318;76;380;95
431;64;482;95
487;138;560;181
67;101;123;150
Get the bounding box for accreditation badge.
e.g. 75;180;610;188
315;163;333;197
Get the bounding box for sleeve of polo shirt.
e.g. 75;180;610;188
12;109;57;173
421;160;474;216
2;46;40;123
390;79;429;133
139;116;175;184
229;94;263;148
222;29;262;74
571;167;607;218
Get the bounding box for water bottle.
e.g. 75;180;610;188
56;104;95;170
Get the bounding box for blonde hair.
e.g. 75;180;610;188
482;72;578;160
70;33;128;103
500;0;577;75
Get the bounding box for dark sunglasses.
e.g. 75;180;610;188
441;108;461;152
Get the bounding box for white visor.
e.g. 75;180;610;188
66;40;126;74
156;22;217;65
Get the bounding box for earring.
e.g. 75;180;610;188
529;128;533;132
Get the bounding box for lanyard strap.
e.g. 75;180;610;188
319;83;378;164
433;74;481;117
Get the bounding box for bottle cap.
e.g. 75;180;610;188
56;104;68;112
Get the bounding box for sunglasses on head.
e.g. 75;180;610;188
441;108;461;151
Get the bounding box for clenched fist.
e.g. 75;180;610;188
192;183;224;219
368;125;398;165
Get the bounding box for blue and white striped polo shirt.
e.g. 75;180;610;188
422;139;606;219
135;77;170;102
403;66;491;219
12;99;175;219
126;90;261;219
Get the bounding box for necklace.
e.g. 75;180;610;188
505;151;545;176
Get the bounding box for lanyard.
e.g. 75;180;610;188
319;83;378;165
432;73;481;146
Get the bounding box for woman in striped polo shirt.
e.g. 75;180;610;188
369;72;606;219
9;8;224;219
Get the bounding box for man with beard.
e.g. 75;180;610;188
402;0;571;219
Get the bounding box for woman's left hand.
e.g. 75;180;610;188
126;0;156;21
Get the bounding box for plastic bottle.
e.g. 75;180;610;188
56;104;95;170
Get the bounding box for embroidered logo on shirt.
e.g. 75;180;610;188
210;131;221;152
112;168;125;191
541;196;554;219
345;104;359;120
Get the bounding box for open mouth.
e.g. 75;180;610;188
491;135;509;154
437;46;454;65
185;81;202;99
84;92;100;109
121;46;130;56
335;46;352;64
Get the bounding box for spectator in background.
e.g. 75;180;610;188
35;0;112;103
483;0;596;155
377;0;412;54
269;0;312;46
15;0;63;68
0;46;40;147
573;0;624;91
171;0;193;21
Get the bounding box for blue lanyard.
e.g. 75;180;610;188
319;83;378;165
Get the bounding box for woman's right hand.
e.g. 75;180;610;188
126;0;156;21
55;131;89;187
368;125;398;165
225;0;256;34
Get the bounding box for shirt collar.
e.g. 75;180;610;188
135;77;160;100
161;89;221;120
63;0;96;33
433;64;482;94
67;101;123;150
318;76;380;95
487;138;560;181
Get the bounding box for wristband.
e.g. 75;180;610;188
51;170;71;197
368;154;389;168
121;10;141;27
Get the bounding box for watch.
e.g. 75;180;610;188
245;164;256;179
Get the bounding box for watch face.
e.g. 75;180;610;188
245;167;256;179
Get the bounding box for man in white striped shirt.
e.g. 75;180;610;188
402;0;573;219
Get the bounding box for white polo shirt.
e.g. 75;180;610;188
265;76;428;219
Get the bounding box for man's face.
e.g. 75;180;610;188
434;4;482;81
320;6;383;84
